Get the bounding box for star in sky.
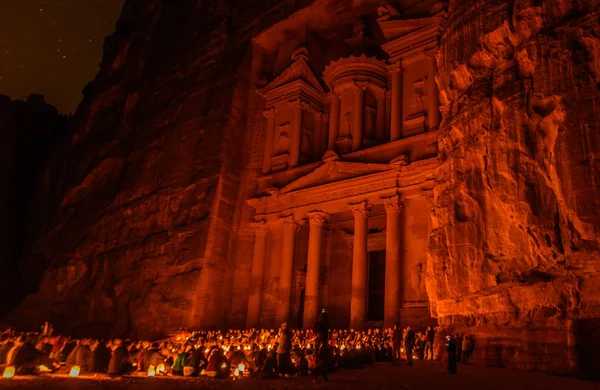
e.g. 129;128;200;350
0;1;124;113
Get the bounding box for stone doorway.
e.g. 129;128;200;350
367;250;386;322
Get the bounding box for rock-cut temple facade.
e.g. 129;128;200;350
6;0;600;378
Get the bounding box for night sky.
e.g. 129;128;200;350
0;1;124;114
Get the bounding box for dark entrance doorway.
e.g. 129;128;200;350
368;250;386;322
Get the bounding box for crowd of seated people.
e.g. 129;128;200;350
0;320;470;380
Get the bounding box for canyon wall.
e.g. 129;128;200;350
0;94;68;319
6;0;298;339
430;0;600;378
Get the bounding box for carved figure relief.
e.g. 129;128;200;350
406;78;429;118
301;127;312;158
343;112;352;137
274;123;291;156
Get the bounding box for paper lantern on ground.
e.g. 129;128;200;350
69;366;80;377
3;366;15;379
147;365;156;376
156;363;165;374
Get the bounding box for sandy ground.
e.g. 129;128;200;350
2;361;599;390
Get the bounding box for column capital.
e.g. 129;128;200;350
249;220;270;234
289;98;310;110
420;190;434;202
382;196;404;212
263;107;275;118
307;211;329;226
280;215;304;230
348;201;369;218
424;48;439;59
389;61;403;72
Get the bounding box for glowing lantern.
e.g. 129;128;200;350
401;348;404;353
200;369;206;376
147;365;156;376
39;365;51;373
69;366;80;377
3;366;15;379
220;362;227;369
238;363;245;373
156;363;165;374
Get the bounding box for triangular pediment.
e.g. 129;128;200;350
378;17;438;42
279;160;392;194
261;56;325;94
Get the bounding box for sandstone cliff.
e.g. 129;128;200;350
0;94;68;318
431;0;600;377
6;0;296;339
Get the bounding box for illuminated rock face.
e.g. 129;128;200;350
5;0;600;377
431;0;600;376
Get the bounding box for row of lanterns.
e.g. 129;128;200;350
2;365;80;379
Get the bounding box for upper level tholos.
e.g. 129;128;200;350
251;0;446;186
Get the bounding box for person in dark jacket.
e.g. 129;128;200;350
425;326;435;360
108;340;130;376
89;340;111;373
404;327;415;366
391;324;402;365
446;335;457;374
75;339;92;371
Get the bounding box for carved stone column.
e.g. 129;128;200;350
390;62;403;141
289;100;304;168
349;201;369;329
262;108;276;174
426;50;440;131
303;211;329;329
383;196;403;327
276;216;301;325
328;93;340;151
246;221;269;328
352;84;366;151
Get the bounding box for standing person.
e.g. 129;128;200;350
277;323;292;377
425;326;435;360
391;324;402;365
446;335;457;374
404;327;415;366
462;335;472;364
456;334;463;363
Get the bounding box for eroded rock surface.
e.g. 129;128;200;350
430;0;600;376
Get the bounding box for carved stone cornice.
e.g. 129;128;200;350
348;201;369;218
307;211;329;226
382;196;404;213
